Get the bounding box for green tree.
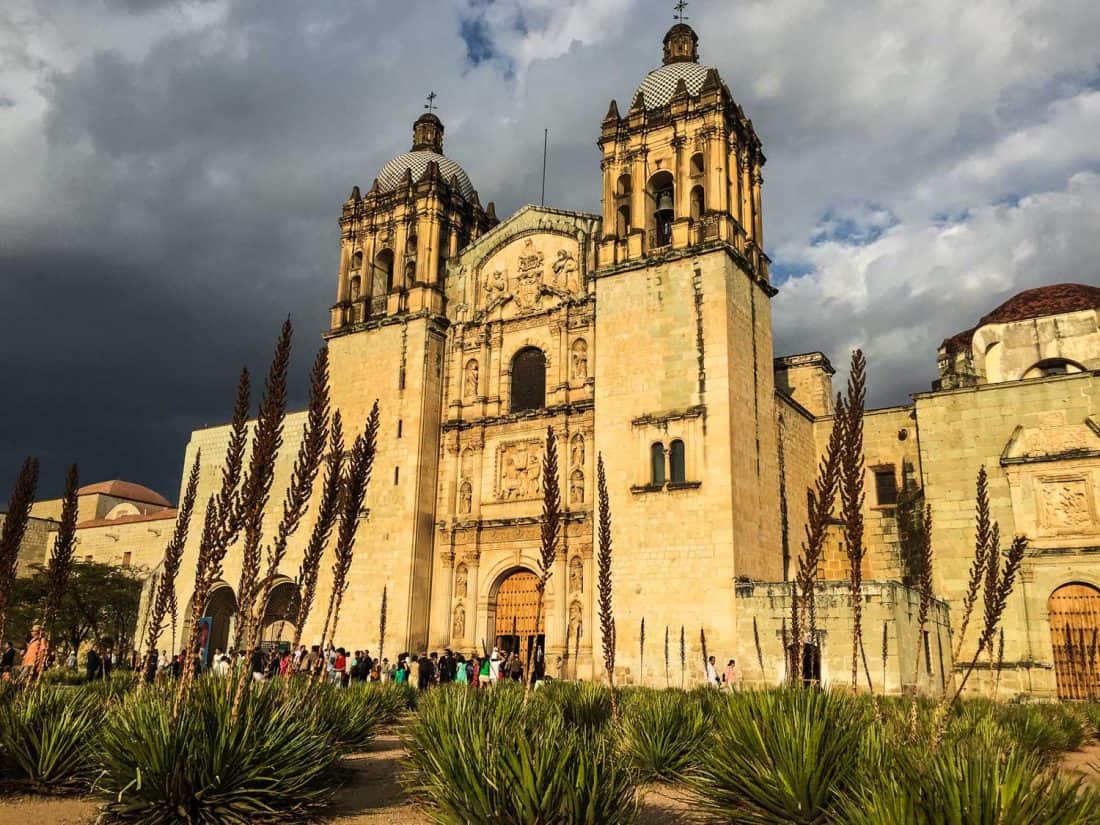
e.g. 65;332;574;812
5;562;142;656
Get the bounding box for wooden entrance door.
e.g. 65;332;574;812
494;571;544;658
1048;583;1100;700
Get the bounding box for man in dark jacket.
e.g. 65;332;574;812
85;646;102;681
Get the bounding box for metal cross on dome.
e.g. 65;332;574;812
674;1;689;22
425;91;438;113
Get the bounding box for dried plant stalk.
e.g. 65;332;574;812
639;617;645;687
700;627;709;686
317;402;380;673
679;625;686;690
378;584;388;667
953;466;992;660
526;426;561;697
145;453;202;655
992;627;1005;699
596;453;618;718
911;504;934;690
790;392;846;683
664;625;670;689
291;413;345;652
35;465;79;681
0;457;39;642
753;616;765;684
178;367;251;706
841;349;867;690
882;621;889;691
233;318;294;653
949;535;1027;705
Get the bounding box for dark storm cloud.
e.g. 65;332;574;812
2;0;1099;501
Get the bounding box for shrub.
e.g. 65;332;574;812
97;678;340;823
842;740;1100;825
690;688;864;824
618;689;707;782
404;683;638;824
538;680;613;735
0;684;105;790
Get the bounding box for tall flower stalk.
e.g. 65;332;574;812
953;466;992;661
35;464;79;681
316;402;380;674
596;453;618;718
291;413;345;653
526;427;561;698
178;367;251;705
840;349;867;689
0;458;39;643
639;617;646;687
679;625;686;690
144;453;202;658
664;625;670;689
911;504;934;691
378;584;388;667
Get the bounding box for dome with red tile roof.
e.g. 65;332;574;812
77;480;171;508
941;283;1100;354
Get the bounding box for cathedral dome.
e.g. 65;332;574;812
374;111;477;200
631;23;716;109
375;151;476;199
941;283;1100;353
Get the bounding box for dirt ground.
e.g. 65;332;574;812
0;735;1096;824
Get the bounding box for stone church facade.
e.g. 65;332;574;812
23;23;1100;698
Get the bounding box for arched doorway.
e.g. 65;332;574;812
260;580;300;652
1048;582;1100;700
493;570;545;664
204;584;237;656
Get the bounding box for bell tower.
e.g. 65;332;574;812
331;110;496;330
596;22;767;278
592;20;781;685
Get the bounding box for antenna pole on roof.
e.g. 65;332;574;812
540;128;549;206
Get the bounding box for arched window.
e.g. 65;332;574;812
648;171;675;247
510;347;546;412
650;442;666;486
670;439;686;483
406;234;418;255
615;174;632;236
1022;358;1086;380
350;250;364;273
690;185;705;221
690;153;704;178
374;249;395;293
348;275;361;302
404;259;416;284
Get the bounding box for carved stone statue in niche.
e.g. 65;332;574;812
464;359;479;399
567;600;582;641
571;433;585;468
455;563;468;598
552;249;581;293
452;605;466;639
458;481;472;515
570;469;584;505
571;339;588;381
499;442;542;500
568;556;583;593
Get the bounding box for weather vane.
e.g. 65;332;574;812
425;91;438;113
674;1;689;22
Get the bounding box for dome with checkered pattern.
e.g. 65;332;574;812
376;151;475;199
633;61;712;109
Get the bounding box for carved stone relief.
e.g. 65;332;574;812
497;440;543;501
1038;476;1095;531
452;605;466;639
455;563;468;598
569;556;584;593
458;481;472;515
551;249;581;293
570;434;585;469
570;469;585;505
474;235;584;318
464;359;479;399
571;338;589;381
568;599;582;640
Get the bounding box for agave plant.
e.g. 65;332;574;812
0;684;105;790
403;683;637;824
618;688;707;782
690;688;864;824
98;678;339;823
841;739;1100;825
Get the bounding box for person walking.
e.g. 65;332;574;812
478;654;492;688
454;653;468;685
722;658;739;690
250;647;265;681
508;654;524;682
489;647;501;683
0;640;15;680
705;655;720;688
85;645;102;681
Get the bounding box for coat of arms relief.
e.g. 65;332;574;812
476;237;582;318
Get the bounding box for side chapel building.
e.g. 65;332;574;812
21;23;1100;699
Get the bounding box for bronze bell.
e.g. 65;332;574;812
655;189;674;214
